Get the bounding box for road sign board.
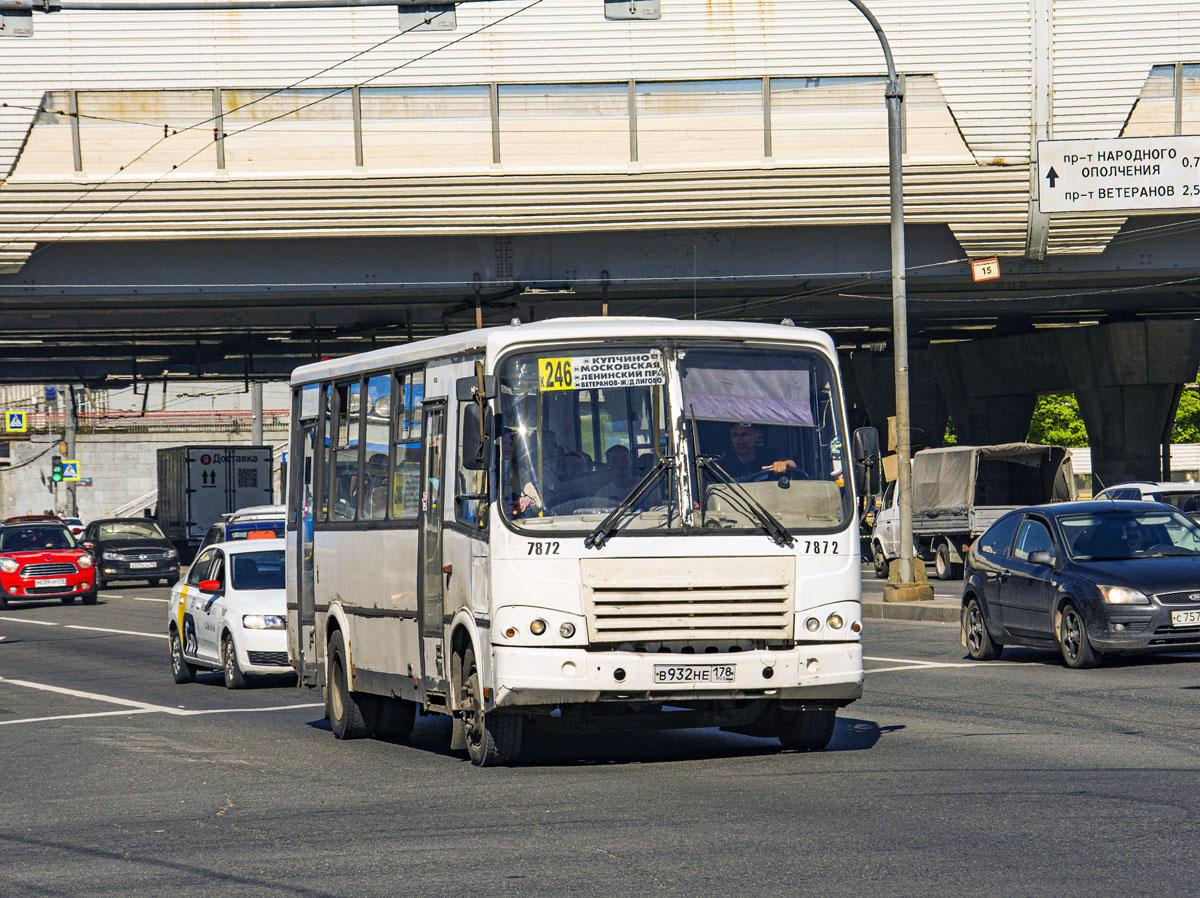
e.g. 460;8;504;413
5;410;26;433
61;459;80;481
77;477;93;487
1038;136;1200;213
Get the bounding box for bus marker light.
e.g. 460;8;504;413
530;619;547;636
805;618;820;632
827;613;844;630
762;667;774;679
504;627;518;639
851;621;862;633
559;622;576;638
806;658;819;673
613;668;626;682
561;661;577;676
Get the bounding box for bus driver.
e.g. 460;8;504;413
721;422;802;480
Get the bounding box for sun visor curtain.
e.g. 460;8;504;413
679;351;813;425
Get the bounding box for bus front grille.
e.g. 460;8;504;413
581;557;794;644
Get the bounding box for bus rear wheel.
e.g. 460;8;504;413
328;630;371;739
458;645;522;766
774;704;836;751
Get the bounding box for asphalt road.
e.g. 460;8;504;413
2;579;1199;898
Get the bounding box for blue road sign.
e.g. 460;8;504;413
61;460;80;481
5;411;27;433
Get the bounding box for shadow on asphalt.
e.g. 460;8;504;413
305;712;898;766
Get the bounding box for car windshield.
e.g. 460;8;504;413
0;526;76;551
1060;509;1200;560
229;550;285;590
98;521;167;540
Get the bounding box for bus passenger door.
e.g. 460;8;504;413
418;401;449;700
295;419;319;685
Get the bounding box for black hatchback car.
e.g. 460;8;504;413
83;518;180;588
961;500;1200;668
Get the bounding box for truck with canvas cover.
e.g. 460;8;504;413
871;443;1075;580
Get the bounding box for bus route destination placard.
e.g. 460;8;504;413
539;351;665;391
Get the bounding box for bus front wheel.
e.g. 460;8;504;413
774;704;836;751
328;630;371;739
458;644;523;766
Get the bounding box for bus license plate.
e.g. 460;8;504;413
1171;609;1200;627
653;664;735;684
35;578;68;587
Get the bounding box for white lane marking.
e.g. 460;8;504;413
0;616;58;626
100;593;168;603
0;677;189;714
64;624;166;640
863;654;982;674
0;709;159;726
185;703;323;716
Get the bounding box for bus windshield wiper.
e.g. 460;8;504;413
696;455;794;548
584;455;674;550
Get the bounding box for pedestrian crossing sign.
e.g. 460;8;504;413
61;460;80;481
5;410;26;433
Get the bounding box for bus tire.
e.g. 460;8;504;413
375;696;416;739
459;644;522;766
774;704;836;751
327;630;371;739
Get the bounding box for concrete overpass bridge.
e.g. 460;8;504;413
3;0;1200;483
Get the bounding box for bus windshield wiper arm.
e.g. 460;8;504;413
696;455;794;548
584;455;674;550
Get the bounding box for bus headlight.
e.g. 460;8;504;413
805;617;820;632
827;613;845;630
529;619;547;636
559;622;576;638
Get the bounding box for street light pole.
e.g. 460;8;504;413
843;0;917;587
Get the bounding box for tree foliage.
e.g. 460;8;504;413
1173;388;1200;443
1026;393;1088;447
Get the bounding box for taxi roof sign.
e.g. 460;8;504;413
5;410;27;433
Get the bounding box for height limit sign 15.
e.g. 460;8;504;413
1038;136;1200;213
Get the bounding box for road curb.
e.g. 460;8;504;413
862;599;961;623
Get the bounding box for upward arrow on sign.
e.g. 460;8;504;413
1045;166;1058;187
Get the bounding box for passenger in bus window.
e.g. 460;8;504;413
721;422;802;480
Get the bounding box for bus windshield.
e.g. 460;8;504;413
498;347;678;532
497;342;849;534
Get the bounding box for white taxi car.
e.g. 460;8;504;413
167;538;292;689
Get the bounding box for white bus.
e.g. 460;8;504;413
286;317;875;765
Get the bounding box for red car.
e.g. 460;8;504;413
0;522;97;606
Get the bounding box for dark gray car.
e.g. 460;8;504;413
961;500;1200;668
83;518;180;588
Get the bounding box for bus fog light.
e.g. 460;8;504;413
762;667;773;679
806;658;819;673
530;619;547;636
805;617;820;632
559;622;576;638
561;661;577;677
827;613;844;630
851;621;862;633
504;627;518;639
613;667;626;682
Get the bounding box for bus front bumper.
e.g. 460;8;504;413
491;643;863;709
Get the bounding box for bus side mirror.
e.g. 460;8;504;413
460;402;494;471
456;374;497;402
852;426;881;497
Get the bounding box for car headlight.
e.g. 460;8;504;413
166;548;178;560
1098;585;1150;605
76;554;93;569
102;551;122;561
0;557;17;573
242;614;286;630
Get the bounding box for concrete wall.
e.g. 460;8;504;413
0;427;288;522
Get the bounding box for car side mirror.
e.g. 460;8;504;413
82;540;95;550
1028;549;1056;566
198;579;223;593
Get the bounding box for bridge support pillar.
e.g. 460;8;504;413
932;337;1046;445
1056;321;1200;488
847;349;948;450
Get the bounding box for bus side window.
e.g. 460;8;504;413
391;368;424;520
456;399;489;529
